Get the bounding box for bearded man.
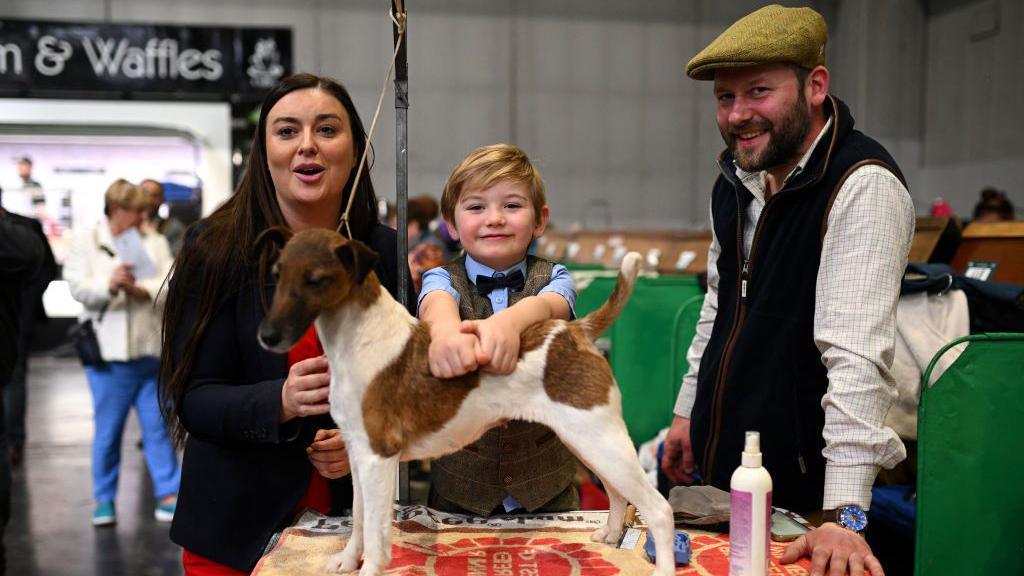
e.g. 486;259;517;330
660;6;913;576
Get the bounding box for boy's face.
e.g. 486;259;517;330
446;180;548;271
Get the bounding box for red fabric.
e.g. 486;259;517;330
288;325;332;517
181;550;248;576
183;325;332;574
288;324;325;364
578;478;610;510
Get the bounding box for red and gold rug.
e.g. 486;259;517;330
253;505;813;575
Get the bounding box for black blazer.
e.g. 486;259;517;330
169;223;413;571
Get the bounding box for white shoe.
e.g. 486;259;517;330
154;499;176;522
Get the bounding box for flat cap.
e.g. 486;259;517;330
686;4;827;81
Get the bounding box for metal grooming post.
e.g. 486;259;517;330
392;0;411;503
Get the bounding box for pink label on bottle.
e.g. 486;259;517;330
730;490;752;573
730;489;771;575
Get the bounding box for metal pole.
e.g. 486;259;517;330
392;0;411;504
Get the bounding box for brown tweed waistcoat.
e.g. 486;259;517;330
430;255;578;515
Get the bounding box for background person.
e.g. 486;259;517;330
14;156;40;190
660;6;914;576
159;73;413;575
0;187;57;468
407;194;451;293
971;187;1015;223
140;179;187;255
62;179;180;527
0;203;46;576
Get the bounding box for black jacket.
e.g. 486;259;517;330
0;210;45;382
169;223;413;571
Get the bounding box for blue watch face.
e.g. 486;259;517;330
837;506;868;532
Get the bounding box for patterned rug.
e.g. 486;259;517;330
252;505;814;576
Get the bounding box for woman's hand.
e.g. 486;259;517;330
280;355;331;423
108;263;135;295
122;284;150;301
307;428;351;479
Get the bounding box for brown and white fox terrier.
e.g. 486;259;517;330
257;227;675;576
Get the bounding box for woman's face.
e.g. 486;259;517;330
266;88;356;227
108;205;144;236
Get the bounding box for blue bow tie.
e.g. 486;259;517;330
475;270;525;296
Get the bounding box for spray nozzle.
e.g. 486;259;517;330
742;431;762;467
744;431;760;454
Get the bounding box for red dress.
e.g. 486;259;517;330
182;326;332;575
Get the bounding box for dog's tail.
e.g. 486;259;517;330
578;252;643;341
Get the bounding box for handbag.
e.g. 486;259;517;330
68;303;108;367
68;227;115;367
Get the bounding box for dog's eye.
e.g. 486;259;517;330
306;274;331;287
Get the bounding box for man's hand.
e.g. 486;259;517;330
780;523;884;576
307;428;351;479
280;355;331;423
428;331;485;378
461;315;520;374
661;415;697;484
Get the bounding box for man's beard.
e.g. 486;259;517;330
722;93;811;173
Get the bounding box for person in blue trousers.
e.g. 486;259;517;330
63;179;180;526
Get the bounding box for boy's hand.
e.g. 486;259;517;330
429;331;487;379
461;315;520;374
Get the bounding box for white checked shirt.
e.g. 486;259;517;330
674;118;915;510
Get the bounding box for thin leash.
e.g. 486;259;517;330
337;1;407;239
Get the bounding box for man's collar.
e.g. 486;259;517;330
465;254;528;284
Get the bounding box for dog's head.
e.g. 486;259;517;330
256;227;379;353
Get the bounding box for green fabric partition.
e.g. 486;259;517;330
570;270;705;444
573;274;618;321
915;333;1024;576
609;276;703;445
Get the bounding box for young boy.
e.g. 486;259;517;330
418;144;579;516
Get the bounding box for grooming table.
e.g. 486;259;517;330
253;505;814;575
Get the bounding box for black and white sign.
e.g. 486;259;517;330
0;18;291;99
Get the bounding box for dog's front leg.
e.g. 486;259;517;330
354;453;399;576
326;464;364;574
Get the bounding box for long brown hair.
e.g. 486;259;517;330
159;73;379;446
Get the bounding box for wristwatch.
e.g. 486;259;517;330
833;505;868;533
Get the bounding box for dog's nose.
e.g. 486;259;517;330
259;326;282;348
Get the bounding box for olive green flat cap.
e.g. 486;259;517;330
686;4;827;81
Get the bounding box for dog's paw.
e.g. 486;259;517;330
590;525;623;545
325;550;359;574
358;562;385;576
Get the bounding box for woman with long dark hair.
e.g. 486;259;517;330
160;73;412;574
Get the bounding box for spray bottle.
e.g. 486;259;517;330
729;431;772;575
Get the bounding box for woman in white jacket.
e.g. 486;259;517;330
63;179;180;526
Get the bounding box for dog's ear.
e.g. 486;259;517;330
252;226;293;259
335;240;379;284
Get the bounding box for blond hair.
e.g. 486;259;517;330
441;144;546;224
104;178;147;215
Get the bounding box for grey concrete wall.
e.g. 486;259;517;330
920;0;1023;217
3;0;1021;225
